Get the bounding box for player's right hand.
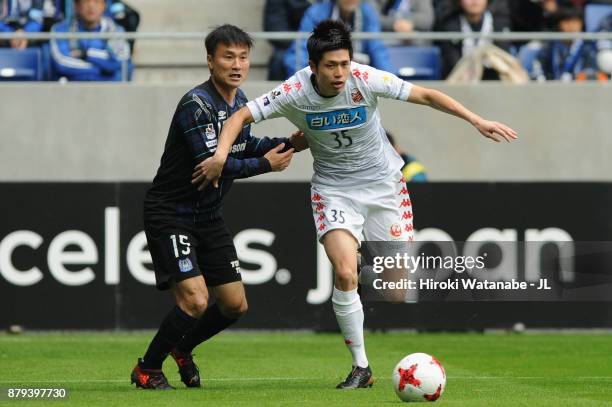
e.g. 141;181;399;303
264;143;295;172
289;131;309;152
474;119;518;143
192;154;225;190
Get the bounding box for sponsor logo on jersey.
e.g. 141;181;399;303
270;90;282;99
205;124;216;140
350;88;364;103
263;96;270;106
390;223;402;238
178;258;193;273
218;110;227;120
230;141;247;154
205;140;217;148
306;107;366;130
298;105;318;111
283;83;292;93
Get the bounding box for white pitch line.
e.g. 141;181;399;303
0;377;313;384
448;376;612;380
1;376;612;385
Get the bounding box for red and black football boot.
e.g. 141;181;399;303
130;359;174;390
336;366;374;389
170;348;201;388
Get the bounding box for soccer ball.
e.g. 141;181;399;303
392;353;446;402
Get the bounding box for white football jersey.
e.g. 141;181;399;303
246;62;412;187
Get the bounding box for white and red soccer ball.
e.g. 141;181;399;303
392;353;446;402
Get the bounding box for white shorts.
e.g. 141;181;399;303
311;171;414;243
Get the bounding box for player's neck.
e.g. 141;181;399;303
211;76;238;106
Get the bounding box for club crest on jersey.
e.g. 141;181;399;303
218;110;227;120
205;124;216;140
350;88;364;103
178;258;193;273
306;107;366;130
263;96;270;106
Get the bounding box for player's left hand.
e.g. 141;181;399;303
289;130;309;152
192;154;225;190
474;120;518;143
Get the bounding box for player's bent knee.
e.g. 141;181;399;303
179;294;208;318
220;297;248;319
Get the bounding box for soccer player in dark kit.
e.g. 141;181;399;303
130;24;307;390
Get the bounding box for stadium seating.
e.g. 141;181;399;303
387;46;441;80
40;44;55;81
0;48;42;81
518;41;542;77
584;4;612;32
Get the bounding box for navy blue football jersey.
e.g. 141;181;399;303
144;80;290;222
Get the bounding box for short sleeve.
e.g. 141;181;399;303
246;82;294;123
356;65;413;101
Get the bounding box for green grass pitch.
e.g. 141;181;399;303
1;332;611;406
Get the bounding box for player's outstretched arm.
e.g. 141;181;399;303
407;85;519;143
192;106;254;190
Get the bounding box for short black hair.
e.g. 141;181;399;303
553;7;583;26
307;19;353;66
205;24;253;56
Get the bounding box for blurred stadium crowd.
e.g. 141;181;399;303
1;0;611;82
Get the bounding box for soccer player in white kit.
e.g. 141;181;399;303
192;20;518;389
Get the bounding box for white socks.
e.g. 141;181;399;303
332;286;369;368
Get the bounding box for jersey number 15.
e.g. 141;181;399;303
170;234;191;258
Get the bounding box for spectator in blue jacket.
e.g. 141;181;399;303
264;0;314;80
0;0;44;49
51;1;140;50
534;7;600;81
372;0;435;33
50;0;132;81
283;0;397;77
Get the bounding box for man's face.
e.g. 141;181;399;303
338;0;360;14
559;17;583;33
310;49;351;97
75;0;106;26
207;43;250;90
460;0;487;16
